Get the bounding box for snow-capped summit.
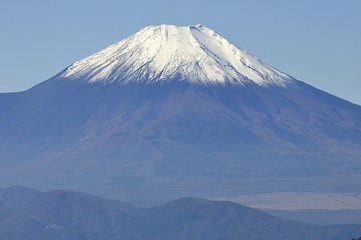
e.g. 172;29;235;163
59;24;295;86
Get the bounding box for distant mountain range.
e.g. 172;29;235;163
1;24;361;210
0;186;360;240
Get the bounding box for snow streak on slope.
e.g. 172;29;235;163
60;24;295;86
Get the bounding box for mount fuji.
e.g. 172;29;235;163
1;24;361;207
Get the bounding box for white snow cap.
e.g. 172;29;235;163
60;24;295;86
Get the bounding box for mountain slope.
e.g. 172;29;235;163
0;25;361;206
0;186;137;240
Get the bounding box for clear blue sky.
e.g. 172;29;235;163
1;0;360;104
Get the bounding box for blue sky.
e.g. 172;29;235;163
1;0;360;104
